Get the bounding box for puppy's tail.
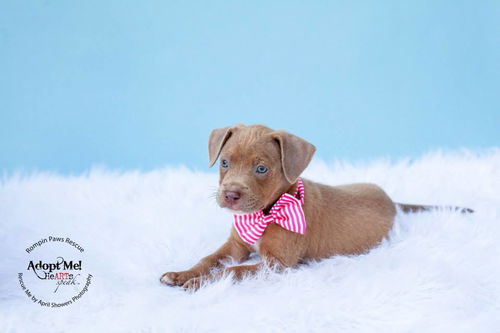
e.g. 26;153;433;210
396;203;474;214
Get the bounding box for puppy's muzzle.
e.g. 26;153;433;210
219;182;249;210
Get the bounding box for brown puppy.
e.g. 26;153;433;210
160;124;468;290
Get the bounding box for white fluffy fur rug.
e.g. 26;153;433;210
1;150;499;332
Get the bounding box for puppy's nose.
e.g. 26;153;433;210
224;190;241;204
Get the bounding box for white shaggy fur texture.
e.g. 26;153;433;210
1;150;499;332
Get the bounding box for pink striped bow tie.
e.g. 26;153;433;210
233;178;306;244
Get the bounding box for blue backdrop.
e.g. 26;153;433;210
1;1;498;174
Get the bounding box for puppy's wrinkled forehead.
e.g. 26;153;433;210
221;126;279;163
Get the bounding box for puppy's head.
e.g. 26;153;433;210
208;124;316;213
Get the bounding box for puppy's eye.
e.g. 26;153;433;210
256;165;268;174
221;159;229;168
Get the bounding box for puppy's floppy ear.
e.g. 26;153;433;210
273;131;316;183
208;126;234;167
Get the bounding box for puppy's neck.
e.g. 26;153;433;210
262;181;299;215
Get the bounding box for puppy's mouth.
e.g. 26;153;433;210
226;208;257;215
220;202;262;214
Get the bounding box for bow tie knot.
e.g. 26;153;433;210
233;178;306;244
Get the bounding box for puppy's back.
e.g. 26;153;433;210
302;180;396;258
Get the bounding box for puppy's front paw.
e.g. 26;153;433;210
160;271;196;286
182;277;204;291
